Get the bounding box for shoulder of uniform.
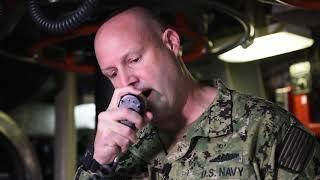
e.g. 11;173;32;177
230;92;319;174
232;91;289;124
230;91;296;147
277;123;317;173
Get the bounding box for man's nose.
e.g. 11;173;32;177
119;71;138;87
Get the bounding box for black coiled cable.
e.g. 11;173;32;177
28;0;99;34
0;1;3;17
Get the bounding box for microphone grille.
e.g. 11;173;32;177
118;94;146;115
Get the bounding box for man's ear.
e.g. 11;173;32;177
162;28;180;57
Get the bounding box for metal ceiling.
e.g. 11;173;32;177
0;0;318;111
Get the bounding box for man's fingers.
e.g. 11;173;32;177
105;122;137;143
94;93;151;165
109;132;136;148
98;108;144;130
144;111;153;122
108;86;142;109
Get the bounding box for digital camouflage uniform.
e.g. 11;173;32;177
75;80;320;180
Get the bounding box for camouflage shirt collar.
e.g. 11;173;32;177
185;79;233;141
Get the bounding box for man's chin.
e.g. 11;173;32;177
148;112;170;128
149;120;164;128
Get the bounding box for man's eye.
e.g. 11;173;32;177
130;57;141;63
108;71;117;79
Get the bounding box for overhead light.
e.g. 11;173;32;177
218;32;314;63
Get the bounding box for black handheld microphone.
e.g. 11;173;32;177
111;94;147;169
117;93;147;130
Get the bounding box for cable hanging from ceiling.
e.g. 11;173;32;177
28;0;99;34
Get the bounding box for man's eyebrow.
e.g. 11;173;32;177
120;47;144;61
99;52;128;72
99;52;130;72
100;46;144;71
101;67;112;71
101;66;116;74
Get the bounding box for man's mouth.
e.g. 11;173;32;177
142;89;152;98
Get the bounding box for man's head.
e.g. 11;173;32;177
94;7;194;126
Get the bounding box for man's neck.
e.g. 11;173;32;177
154;81;218;153
181;82;217;127
154;80;217;138
165;82;218;140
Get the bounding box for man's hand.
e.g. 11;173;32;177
93;86;153;165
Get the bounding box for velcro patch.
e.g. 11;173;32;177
277;125;315;173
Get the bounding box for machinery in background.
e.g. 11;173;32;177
0;111;42;180
275;61;320;137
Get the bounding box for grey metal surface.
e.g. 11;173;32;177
54;72;77;180
0;111;42;180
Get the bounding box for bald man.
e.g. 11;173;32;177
75;7;320;180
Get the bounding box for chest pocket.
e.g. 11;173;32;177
166;134;258;179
